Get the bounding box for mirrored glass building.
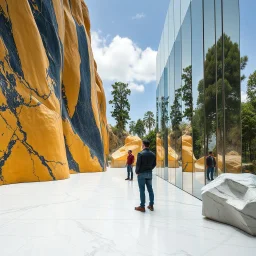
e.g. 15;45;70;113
156;0;241;199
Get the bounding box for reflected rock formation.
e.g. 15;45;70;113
157;136;178;168
111;136;142;168
181;135;196;172
0;0;108;185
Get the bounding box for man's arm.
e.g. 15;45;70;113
152;154;156;170
132;155;135;164
135;153;141;174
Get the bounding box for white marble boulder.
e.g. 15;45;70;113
202;173;256;236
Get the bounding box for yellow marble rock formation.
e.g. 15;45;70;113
156;136;179;168
0;0;108;185
111;136;142;168
182;135;196;172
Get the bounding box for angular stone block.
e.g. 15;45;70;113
202;174;256;236
111;136;142;168
0;0;108;185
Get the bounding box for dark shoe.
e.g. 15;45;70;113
147;205;154;211
125;178;129;180
135;206;145;212
129;179;133;181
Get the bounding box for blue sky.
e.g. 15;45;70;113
86;0;256;126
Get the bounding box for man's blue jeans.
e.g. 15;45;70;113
207;167;214;181
137;172;154;207
127;165;133;180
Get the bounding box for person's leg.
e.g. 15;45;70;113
130;165;133;180
126;165;130;179
207;167;210;181
138;174;146;207
145;174;154;207
210;167;214;181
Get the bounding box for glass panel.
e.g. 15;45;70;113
216;0;224;176
204;0;217;184
181;2;192;193
192;0;204;199
173;30;182;188
174;0;181;41
156;86;160;176
223;0;241;173
168;50;176;185
163;67;169;180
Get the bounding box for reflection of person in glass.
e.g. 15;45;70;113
206;152;216;181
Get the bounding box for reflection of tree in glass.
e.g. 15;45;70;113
195;34;244;153
156;97;159;132
161;96;169;166
181;65;193;122
170;89;182;137
161;96;169;131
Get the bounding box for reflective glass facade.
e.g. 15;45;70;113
156;0;241;199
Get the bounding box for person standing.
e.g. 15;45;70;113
206;151;216;181
125;150;134;181
135;140;156;212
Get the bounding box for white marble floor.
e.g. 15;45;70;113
0;168;255;256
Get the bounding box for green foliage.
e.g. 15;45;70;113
195;34;243;153
181;65;193;122
247;71;256;108
129;121;136;135
241;56;248;81
170;89;182;132
143;111;155;132
143;129;156;155
134;119;146;138
109;82;131;131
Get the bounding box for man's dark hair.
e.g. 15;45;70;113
143;140;150;148
209;151;213;155
128;150;132;153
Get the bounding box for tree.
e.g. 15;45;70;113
134;119;146;138
109;82;131;131
143;111;155;132
242;102;256;161
129;121;136;135
170;89;182;133
195;34;245;153
247;71;256;108
241;56;248;82
181;65;193;122
143;129;156;155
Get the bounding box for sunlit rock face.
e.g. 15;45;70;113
111;136;142;168
202;174;256;236
0;0;108;185
157;137;178;168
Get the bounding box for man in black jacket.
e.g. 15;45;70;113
135;140;156;212
206;151;216;181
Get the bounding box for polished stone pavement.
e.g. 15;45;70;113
0;168;255;256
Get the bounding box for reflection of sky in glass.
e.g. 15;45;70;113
175;31;182;91
204;0;215;55
182;4;191;124
191;0;203;108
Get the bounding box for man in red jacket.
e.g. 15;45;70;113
125;150;135;181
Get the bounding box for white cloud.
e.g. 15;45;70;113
241;91;247;102
128;82;145;93
91;31;156;93
132;13;146;20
